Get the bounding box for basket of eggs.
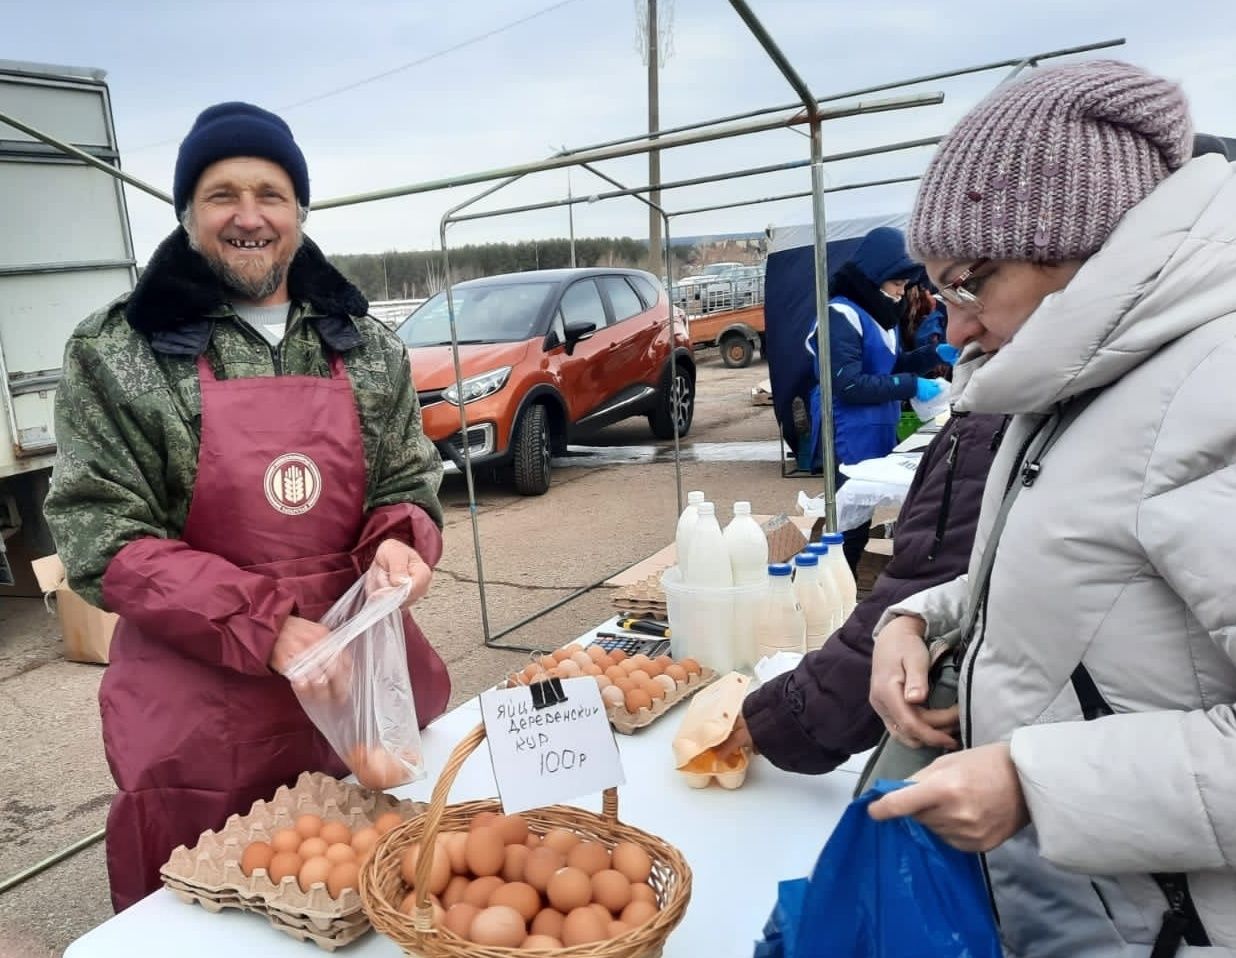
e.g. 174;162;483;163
359;723;692;956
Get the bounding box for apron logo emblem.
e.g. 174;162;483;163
263;453;323;516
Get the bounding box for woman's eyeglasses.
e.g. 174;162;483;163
937;258;991;310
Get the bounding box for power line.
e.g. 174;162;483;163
127;0;584;153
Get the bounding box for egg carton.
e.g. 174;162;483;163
610;574;668;619
762;514;808;565
162;880;369;952
160;771;425;940
606;667;718;735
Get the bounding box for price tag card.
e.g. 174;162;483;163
479;677;625;814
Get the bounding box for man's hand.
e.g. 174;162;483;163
869;615;959;751
366;539;432;608
714;714;756;762
867;743;1030;853
270;615;351;703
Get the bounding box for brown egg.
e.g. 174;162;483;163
630;882;658;905
490;881;541;922
654;674;677;696
469;811;500;832
680;657;702;676
400;890;444;923
583;663;604;677
621;899;659;926
561;906;608;947
524;832;542;850
496;813;529;846
521;663;544;683
629;653;652;669
608;919;632;938
609;649;628;663
542;828;580;856
400;839;451;895
627;668;652;685
298;855;332;892
595;675;613;691
619;659;640;674
643;659;665;678
586;645;609;663
271;828;301;854
665;663;688;684
613;677;636;696
589;902;612;923
443;902;479;938
571;651;592;669
592;869;633;913
470;905;527;947
319;821;351;847
324;842;355;865
442;831;469;873
240;841;273;877
465;826;506;877
502;843;530;882
624;688;652;714
601;685;626;708
327;861;360;899
653;654;674;672
374;811;403;835
523;934;564;949
546;867;592;912
530;907;565;939
612;843;653;883
442;874;470;908
562;643;584;657
538;653;557;670
604;666;626;682
293;814;323;840
267;851;301;885
557;659;582;677
567;841;611;876
350;827;379;859
298;837;328;860
550;648;570;664
642;679;667;702
523;846;566;892
463;875;505;908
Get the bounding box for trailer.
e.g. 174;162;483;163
0;60;137;585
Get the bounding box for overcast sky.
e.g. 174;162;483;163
5;0;1234;264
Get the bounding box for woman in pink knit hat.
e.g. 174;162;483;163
864;60;1236;955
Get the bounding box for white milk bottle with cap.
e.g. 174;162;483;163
816;533;857;618
685;502;732;586
675;490;706;578
757;564;806;658
792;553;834;648
805;541;847;632
723;501;768;585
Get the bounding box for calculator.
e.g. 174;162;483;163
593;635;672;658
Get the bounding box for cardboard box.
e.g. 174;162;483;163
30;554;115;664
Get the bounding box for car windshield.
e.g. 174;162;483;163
397;282;555;347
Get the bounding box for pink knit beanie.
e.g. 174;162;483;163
909;60;1193;263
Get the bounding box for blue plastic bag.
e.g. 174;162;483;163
755;780;1001;958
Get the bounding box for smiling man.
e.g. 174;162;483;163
42;102;451;911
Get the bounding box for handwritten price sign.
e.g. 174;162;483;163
479;677;625;814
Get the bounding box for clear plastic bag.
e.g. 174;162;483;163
282;577;425;790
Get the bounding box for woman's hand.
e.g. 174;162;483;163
869;615;959;750
867;743;1030;852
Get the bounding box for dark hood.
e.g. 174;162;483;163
125;228;368;356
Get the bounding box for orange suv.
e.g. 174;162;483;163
397;268;695;495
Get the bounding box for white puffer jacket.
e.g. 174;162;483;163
882;154;1236;956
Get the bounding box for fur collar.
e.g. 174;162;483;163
125;229;368;356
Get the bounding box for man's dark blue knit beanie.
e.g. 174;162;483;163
850;227;920;287
173;102;309;216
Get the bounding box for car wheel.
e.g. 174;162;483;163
649;364;694;440
512;403;552;496
720;332;754;368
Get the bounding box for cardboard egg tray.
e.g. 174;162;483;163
606;667;718;734
610;573;668;619
763;513;808;565
160;771;425;950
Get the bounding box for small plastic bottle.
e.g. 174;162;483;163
675;490;706;579
816;532;858;618
723;501;769;586
805;541;847;632
792;553;836;648
757;564;806;658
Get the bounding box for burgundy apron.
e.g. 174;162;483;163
99;352;448;911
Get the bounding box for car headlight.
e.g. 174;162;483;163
442;366;512;406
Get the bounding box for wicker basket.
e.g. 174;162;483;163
359;723;692;956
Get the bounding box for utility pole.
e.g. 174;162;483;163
646;0;661;274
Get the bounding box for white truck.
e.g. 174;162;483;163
0;60;137;585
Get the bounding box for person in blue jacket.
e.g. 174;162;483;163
804;227;955;569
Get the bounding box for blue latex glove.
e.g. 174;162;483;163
936;343;960;365
915;377;945;402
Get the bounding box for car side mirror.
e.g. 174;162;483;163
563;320;596;355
